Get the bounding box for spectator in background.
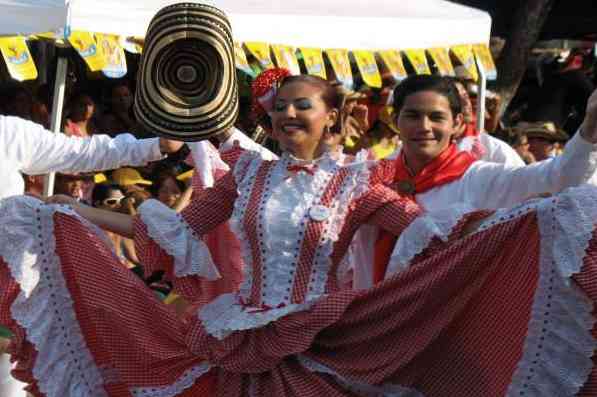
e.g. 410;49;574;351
517;121;570;161
509;132;536;164
54;173;89;202
31;86;51;129
5;87;33;120
91;183;137;268
64;94;98;138
452;77;525;166
365;105;401;159
102;82;137;136
150;167;192;212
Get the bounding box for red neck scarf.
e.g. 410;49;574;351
372;145;476;283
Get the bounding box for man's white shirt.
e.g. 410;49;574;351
0;115;164;199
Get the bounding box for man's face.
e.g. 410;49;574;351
112;85;133;112
528;137;555;161
396;90;462;167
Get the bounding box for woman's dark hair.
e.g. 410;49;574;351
278;75;342;110
393;75;462;117
149;169;185;197
92;184;123;207
67;94;95;117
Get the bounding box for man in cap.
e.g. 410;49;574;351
517;121;570;161
111;167;154;195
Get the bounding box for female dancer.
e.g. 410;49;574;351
0;75;596;397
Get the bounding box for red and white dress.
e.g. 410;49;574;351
0;148;596;397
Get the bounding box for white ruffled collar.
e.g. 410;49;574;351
281;150;337;169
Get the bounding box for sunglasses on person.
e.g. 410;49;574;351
102;197;123;206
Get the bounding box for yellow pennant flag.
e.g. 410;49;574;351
326;49;353;89
0;37;37;81
234;42;254;76
96;34;127;78
473;44;497;80
451;45;479;82
271;44;301;75
120;36;143;55
300;47;326;79
245;42;274;70
427;48;455;77
379;50;407;82
353;50;382;88
68;31;107;72
404;49;431;75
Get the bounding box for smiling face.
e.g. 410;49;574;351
270;81;338;159
396;90;463;172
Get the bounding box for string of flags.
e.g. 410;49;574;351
0;32;497;87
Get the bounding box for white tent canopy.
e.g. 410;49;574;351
0;0;491;49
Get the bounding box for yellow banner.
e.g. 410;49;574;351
473;44;497;80
0;37;37;81
353;50;382;88
404;49;431;75
245;42;274;70
451;45;479;82
271;44;301;75
96;34;127;78
427;48;455;77
68;31;107;72
234;41;254;76
379;50;407;82
326;49;353;89
300;47;326;79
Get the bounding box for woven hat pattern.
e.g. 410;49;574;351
135;3;238;141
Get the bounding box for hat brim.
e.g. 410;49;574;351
525;129;569;142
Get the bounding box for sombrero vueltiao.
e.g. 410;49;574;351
135;3;238;141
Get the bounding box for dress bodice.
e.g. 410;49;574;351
230;151;368;308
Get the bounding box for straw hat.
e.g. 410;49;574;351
515;121;569;142
135;3;238;141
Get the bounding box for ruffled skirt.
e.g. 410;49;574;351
1;186;597;397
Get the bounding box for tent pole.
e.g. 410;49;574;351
42;55;68;198
475;58;487;133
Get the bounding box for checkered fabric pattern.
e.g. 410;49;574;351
0;161;596;396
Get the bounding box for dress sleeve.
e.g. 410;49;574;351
464;132;597;210
361;185;423;236
133;171;239;281
346;161;422;236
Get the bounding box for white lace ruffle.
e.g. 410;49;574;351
230;151;264;299
506;185;597;396
130;362;211;397
0;196;109;397
298;355;424;396
307;160;372;300
198;293;314;340
386;203;475;276
138;199;220;280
